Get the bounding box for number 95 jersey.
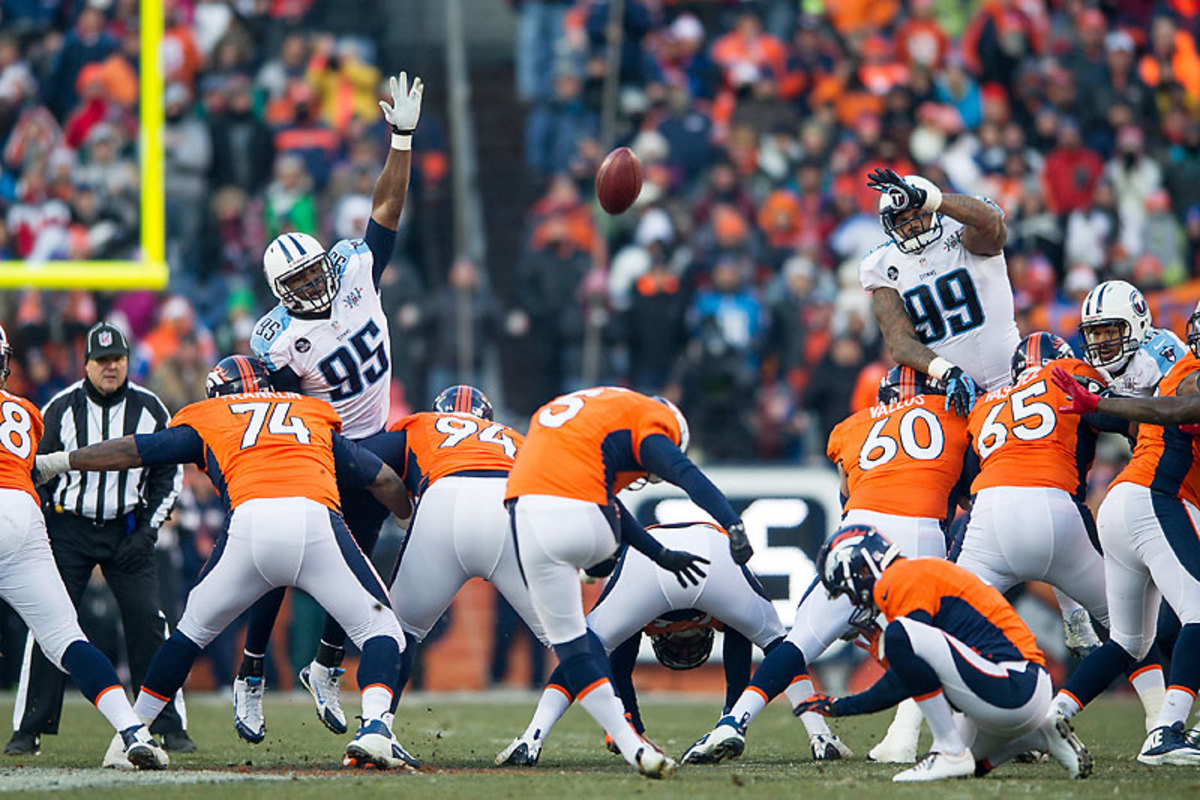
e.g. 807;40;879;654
860;203;1019;391
250;238;391;439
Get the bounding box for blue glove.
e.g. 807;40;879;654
943;366;978;416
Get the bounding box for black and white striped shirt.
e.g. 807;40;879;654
39;379;182;526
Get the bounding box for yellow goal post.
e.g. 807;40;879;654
0;0;166;289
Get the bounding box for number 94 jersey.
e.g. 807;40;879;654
388;412;524;500
827;395;969;520
860;204;1019;391
250;238;391;439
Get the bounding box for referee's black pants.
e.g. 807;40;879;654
13;512;185;736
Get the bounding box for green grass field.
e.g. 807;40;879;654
0;692;1196;798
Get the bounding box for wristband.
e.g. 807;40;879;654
36;451;71;483
927;356;954;382
923;182;943;213
391;133;412;151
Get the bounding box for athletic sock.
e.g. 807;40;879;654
1058;639;1134;709
62;640;143;732
1050;690;1083;722
1129;662;1166;728
1156;623;1200;728
523;683;573;741
135;631;201;725
576;678;642;766
316;639;346;670
243;587;286;660
784;675;831;737
915;690;966;756
356;636;401;701
95;685;141;732
238;651;265;680
361;684;393;722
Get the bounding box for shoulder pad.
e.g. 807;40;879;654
328;238;372;279
250;306;292;370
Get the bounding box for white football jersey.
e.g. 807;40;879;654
1099;327;1186;397
251;238;391;439
860;207;1018;391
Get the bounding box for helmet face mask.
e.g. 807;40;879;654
1079;280;1150;372
1188;307;1200;359
263;233;338;315
880;191;942;254
650;627;714;670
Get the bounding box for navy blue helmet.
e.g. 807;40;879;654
433;385;494;420
816;524;901;609
1011;331;1074;383
206;355;271;398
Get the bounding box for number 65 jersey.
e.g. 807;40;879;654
250;238;391;439
827;394;970;521
860;204;1019;391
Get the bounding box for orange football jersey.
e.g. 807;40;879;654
969;358;1104;496
1112;352;1200;507
506;387;684;504
171;392;343;511
389;411;524;498
827;395;969;519
0;390;43;502
875;558;1045;666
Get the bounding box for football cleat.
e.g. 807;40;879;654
232;675;266;743
1062;609;1102;660
1040;713;1092;778
495;733;542;767
343;718;420;771
810;732;853;760
604;732;621;755
892;749;974;782
680;715;746;764
3;731;39;756
104;725;168;770
868;699;921;763
635;743;677;779
1138;722;1200;765
299;662;348;735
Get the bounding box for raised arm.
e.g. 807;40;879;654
938;194;1006;256
1054;366;1200;425
370;72;423;233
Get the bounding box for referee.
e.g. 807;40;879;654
4;323;194;755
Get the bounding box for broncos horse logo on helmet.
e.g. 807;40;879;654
432;385;494;420
1011;331;1075;384
816;524;901;611
877;364;944;405
206;355;272;398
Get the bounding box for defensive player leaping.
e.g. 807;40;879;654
497;521;786;767
505;387;752;779
36;356;419;770
235;71;423;740
0;324;166;770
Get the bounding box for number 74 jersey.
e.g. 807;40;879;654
968;358;1105;498
250;238;391;439
859;207;1019;391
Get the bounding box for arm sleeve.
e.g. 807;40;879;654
365;218;398;288
830;669;910;716
1084;412;1132;435
615;498;666;560
354;430;409;476
269;365;304;393
134;426;205;467
331;432;385;490
638;434;739;529
722;628;753;713
139;394;183;529
608;633;644;733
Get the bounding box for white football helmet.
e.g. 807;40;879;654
262;232;338;314
1079;279;1151;372
879;176;943;254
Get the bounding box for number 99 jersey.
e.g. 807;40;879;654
827;394;969;520
250;238;391;439
859;200;1019;391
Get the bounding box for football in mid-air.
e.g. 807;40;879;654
595;147;643;215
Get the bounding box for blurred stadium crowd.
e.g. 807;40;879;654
3;0;1200;683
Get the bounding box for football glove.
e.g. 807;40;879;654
34;451;70;485
866;168;942;212
1180;424;1200;436
727;521;753;565
653;549;710;588
793;693;837;718
1051;366;1100;415
379;72;423;134
942;366;978;416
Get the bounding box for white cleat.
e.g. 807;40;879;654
495;733;542;767
680;716;745;764
232;676;266;743
103;725;169;770
810;732;853;760
1138;722;1200;765
635;743;677;779
1040;714;1092;778
299;662;348;735
1062;609;1102;659
343;718;420;771
892;749;974;782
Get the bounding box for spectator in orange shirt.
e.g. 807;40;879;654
896;0;951;70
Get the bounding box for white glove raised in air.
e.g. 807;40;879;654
379;72;423;149
34;451;71;486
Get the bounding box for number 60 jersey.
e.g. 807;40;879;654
251;238;391;439
860;203;1019;391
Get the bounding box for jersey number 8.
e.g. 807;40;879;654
0;401;33;460
859;407;945;470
